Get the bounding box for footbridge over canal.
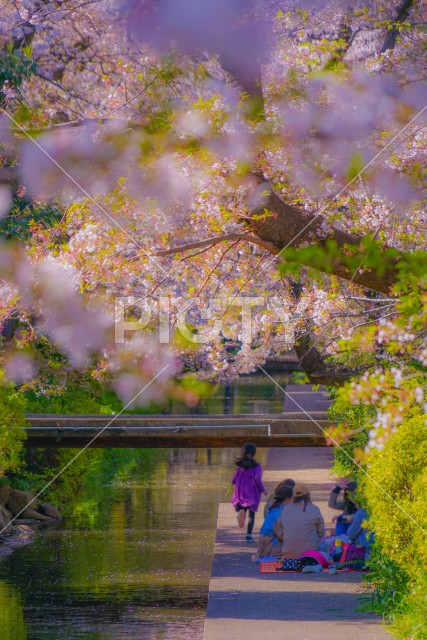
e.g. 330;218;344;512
24;385;332;448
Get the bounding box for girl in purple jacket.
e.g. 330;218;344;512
231;443;266;542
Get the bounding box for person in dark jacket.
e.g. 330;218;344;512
347;505;374;557
328;480;358;535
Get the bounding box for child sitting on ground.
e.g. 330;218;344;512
264;478;295;516
254;484;294;560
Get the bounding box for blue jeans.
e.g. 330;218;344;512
336;515;350;536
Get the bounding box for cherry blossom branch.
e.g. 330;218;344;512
213;250;269;326
152;233;277;256
17;61;176;134
170;240;241;332
103;61;175;117
330;304;397;319
350;312;399;331
0;0;102;37
345;296;398;303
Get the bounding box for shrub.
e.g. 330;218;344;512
12;379;120;502
327;387;373;478
361;542;409;619
361;414;427;638
0;373;27;474
329;384;427;638
363;414;427;570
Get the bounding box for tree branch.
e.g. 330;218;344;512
246;176;402;294
380;0;416;53
152;233;277;256
294;333;358;386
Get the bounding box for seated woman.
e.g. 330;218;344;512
347;503;374;558
256;485;293;559
279;483;325;559
264;478;295;516
328;480;358;535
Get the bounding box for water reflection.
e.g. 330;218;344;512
0;582;26;640
172;373;293;414
0;373;283;638
0;449;238;640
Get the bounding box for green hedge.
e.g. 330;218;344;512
0;376;27;474
329;389;427;639
362;414;427;639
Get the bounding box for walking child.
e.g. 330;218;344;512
231;443;267;542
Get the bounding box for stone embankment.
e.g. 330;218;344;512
0;482;60;553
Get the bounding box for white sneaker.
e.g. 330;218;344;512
301;564;323;573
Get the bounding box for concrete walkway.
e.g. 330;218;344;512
283;384;331;414
204;447;391;640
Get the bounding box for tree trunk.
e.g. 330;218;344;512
248;182;400;294
293;334;356;386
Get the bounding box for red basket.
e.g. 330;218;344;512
259;561;282;573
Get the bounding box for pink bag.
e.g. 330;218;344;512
339;542;365;562
297;550;331;569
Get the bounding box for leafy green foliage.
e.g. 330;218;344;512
392;566;427;640
0;47;36;104
331;427;369;479
361;543;410;619
278;237;398;277
24;380;122;415
278;237;427;291
11;371;170;503
363;414;427;568
9;375;121;499
361;414;427;638
0;198;63;241
330;386;427;638
0;374;27;473
292;371;310;385
327;386;373;478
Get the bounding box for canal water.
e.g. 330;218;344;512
0;373;290;639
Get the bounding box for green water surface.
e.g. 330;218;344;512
0;373;288;639
0;448;237;640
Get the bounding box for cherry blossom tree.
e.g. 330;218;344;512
0;0;426;444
